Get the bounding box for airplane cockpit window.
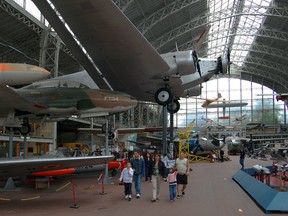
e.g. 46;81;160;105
23;80;89;89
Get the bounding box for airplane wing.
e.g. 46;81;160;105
206;102;248;108
78;127;177;134
35;0;170;102
0;155;113;178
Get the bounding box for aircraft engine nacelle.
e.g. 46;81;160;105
0;63;50;85
175;51;196;76
161;51;197;77
184;85;202;97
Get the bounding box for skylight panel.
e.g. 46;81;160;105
208;0;272;70
230;0;272;67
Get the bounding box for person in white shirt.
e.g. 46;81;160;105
174;152;190;198
119;162;134;201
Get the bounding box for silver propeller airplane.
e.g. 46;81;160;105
32;0;229;113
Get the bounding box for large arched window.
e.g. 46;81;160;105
175;78;286;129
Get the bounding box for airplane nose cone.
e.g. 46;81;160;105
0;63;50;85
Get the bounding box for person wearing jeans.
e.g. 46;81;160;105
130;151;145;198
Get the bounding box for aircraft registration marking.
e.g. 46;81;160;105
104;96;119;101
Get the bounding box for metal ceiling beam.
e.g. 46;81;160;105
1;0;76;60
136;0;202;34
239;67;287;90
240;72;287;93
1;0;44;34
243;57;288;77
225;0;244;51
151;6;288;50
113;0;134;12
174;41;288;61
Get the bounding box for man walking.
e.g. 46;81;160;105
239;148;245;169
130;151;145;198
174;152;190;198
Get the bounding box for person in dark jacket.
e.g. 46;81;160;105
149;153;166;202
239;149;246;169
130;151;145;198
144;153;152;181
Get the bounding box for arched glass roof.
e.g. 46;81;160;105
2;0;288;93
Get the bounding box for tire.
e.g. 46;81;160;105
101;123;112;133
20;123;31;135
167;99;180;113
154;87;173;106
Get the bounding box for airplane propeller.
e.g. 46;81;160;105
193;25;211;78
192;50;201;78
227;48;231;76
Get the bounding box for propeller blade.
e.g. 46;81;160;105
192;50;201;77
227;48;231;76
192;26;211;78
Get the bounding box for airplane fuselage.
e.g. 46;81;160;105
16;80;137;116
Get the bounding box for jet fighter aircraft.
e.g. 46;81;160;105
32;0;229;113
0;63;134;179
0;63;137;134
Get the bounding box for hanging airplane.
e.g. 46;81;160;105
32;0;230;113
0;70;137;133
276;94;288;108
233;114;247;123
201;116;215;125
195;93;226;108
276;94;288;102
204;100;248;108
0;63;137;179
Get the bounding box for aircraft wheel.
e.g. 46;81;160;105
167;99;180;113
154;87;173;106
101;123;112;133
20;123;31;135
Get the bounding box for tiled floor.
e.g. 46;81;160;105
0;155;282;216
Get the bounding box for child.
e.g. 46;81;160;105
166;168;177;201
119;162;134;201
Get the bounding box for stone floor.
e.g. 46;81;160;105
0;155;282;216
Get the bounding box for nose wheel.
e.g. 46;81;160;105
154;87;173;106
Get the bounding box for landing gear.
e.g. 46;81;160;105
154;87;173;106
101;123;112;133
167;99;180;113
20;117;31;136
20;123;31;136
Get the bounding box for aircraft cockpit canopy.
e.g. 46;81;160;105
23;80;89;89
